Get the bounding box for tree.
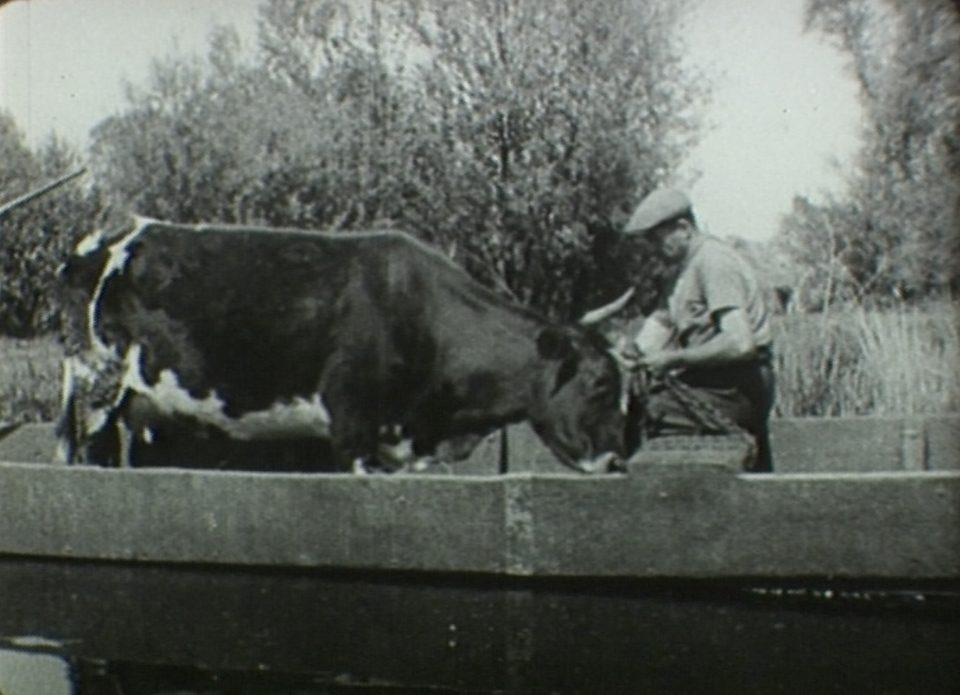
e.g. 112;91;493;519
259;0;706;318
0;115;102;336
90;0;707;320
779;0;960;305
778;194;864;310
0;111;39;194
91;24;403;229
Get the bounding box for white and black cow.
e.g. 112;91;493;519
56;218;631;472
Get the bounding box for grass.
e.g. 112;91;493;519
0;335;63;425
0;303;957;424
771;302;960;417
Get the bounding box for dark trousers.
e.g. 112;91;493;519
645;357;775;472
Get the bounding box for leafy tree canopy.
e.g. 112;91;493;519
89;0;707;320
0;112;102;336
778;0;960;308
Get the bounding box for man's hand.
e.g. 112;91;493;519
614;339;678;377
640;349;679;376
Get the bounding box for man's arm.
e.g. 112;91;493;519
642;307;756;373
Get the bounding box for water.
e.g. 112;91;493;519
1;558;958;694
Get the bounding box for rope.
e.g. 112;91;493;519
631;369;757;457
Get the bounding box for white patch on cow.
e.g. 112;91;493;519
57;354;123;462
55;439;71;465
120;343;223;416
224;394;332;439
70;355;100;384
378;438;414;464
74;229;105;256
88;217;156;358
59;357;76;414
607;348;633;416
142;427;154;444
120;344;332;440
619;382;630;416
85;407;110;435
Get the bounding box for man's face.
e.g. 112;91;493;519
648;219;690;262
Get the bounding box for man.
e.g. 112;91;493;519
620;188;775;472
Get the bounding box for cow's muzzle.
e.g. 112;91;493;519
572;451;625;474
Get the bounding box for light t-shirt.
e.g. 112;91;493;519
640;235;771;352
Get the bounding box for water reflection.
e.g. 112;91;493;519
0;651;400;695
1;558;958;694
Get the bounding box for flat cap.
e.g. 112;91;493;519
623;188;692;235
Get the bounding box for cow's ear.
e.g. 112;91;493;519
536;328;573;361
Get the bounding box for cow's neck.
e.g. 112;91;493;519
441;316;543;431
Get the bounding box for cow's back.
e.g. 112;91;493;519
62;221;580;469
94;224;413;414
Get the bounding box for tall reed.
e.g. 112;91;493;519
772;303;959;417
0;335;63;425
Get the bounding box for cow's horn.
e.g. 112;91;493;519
579;287;635;326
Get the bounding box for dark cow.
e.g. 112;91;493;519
56;218;629;472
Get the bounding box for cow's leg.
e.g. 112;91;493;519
55;356;125;466
54;358;79;464
329;412;379;472
120;390;184;468
80;409;123;467
322;375;382;472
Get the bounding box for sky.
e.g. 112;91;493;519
678;0;863;241
0;0;864;242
